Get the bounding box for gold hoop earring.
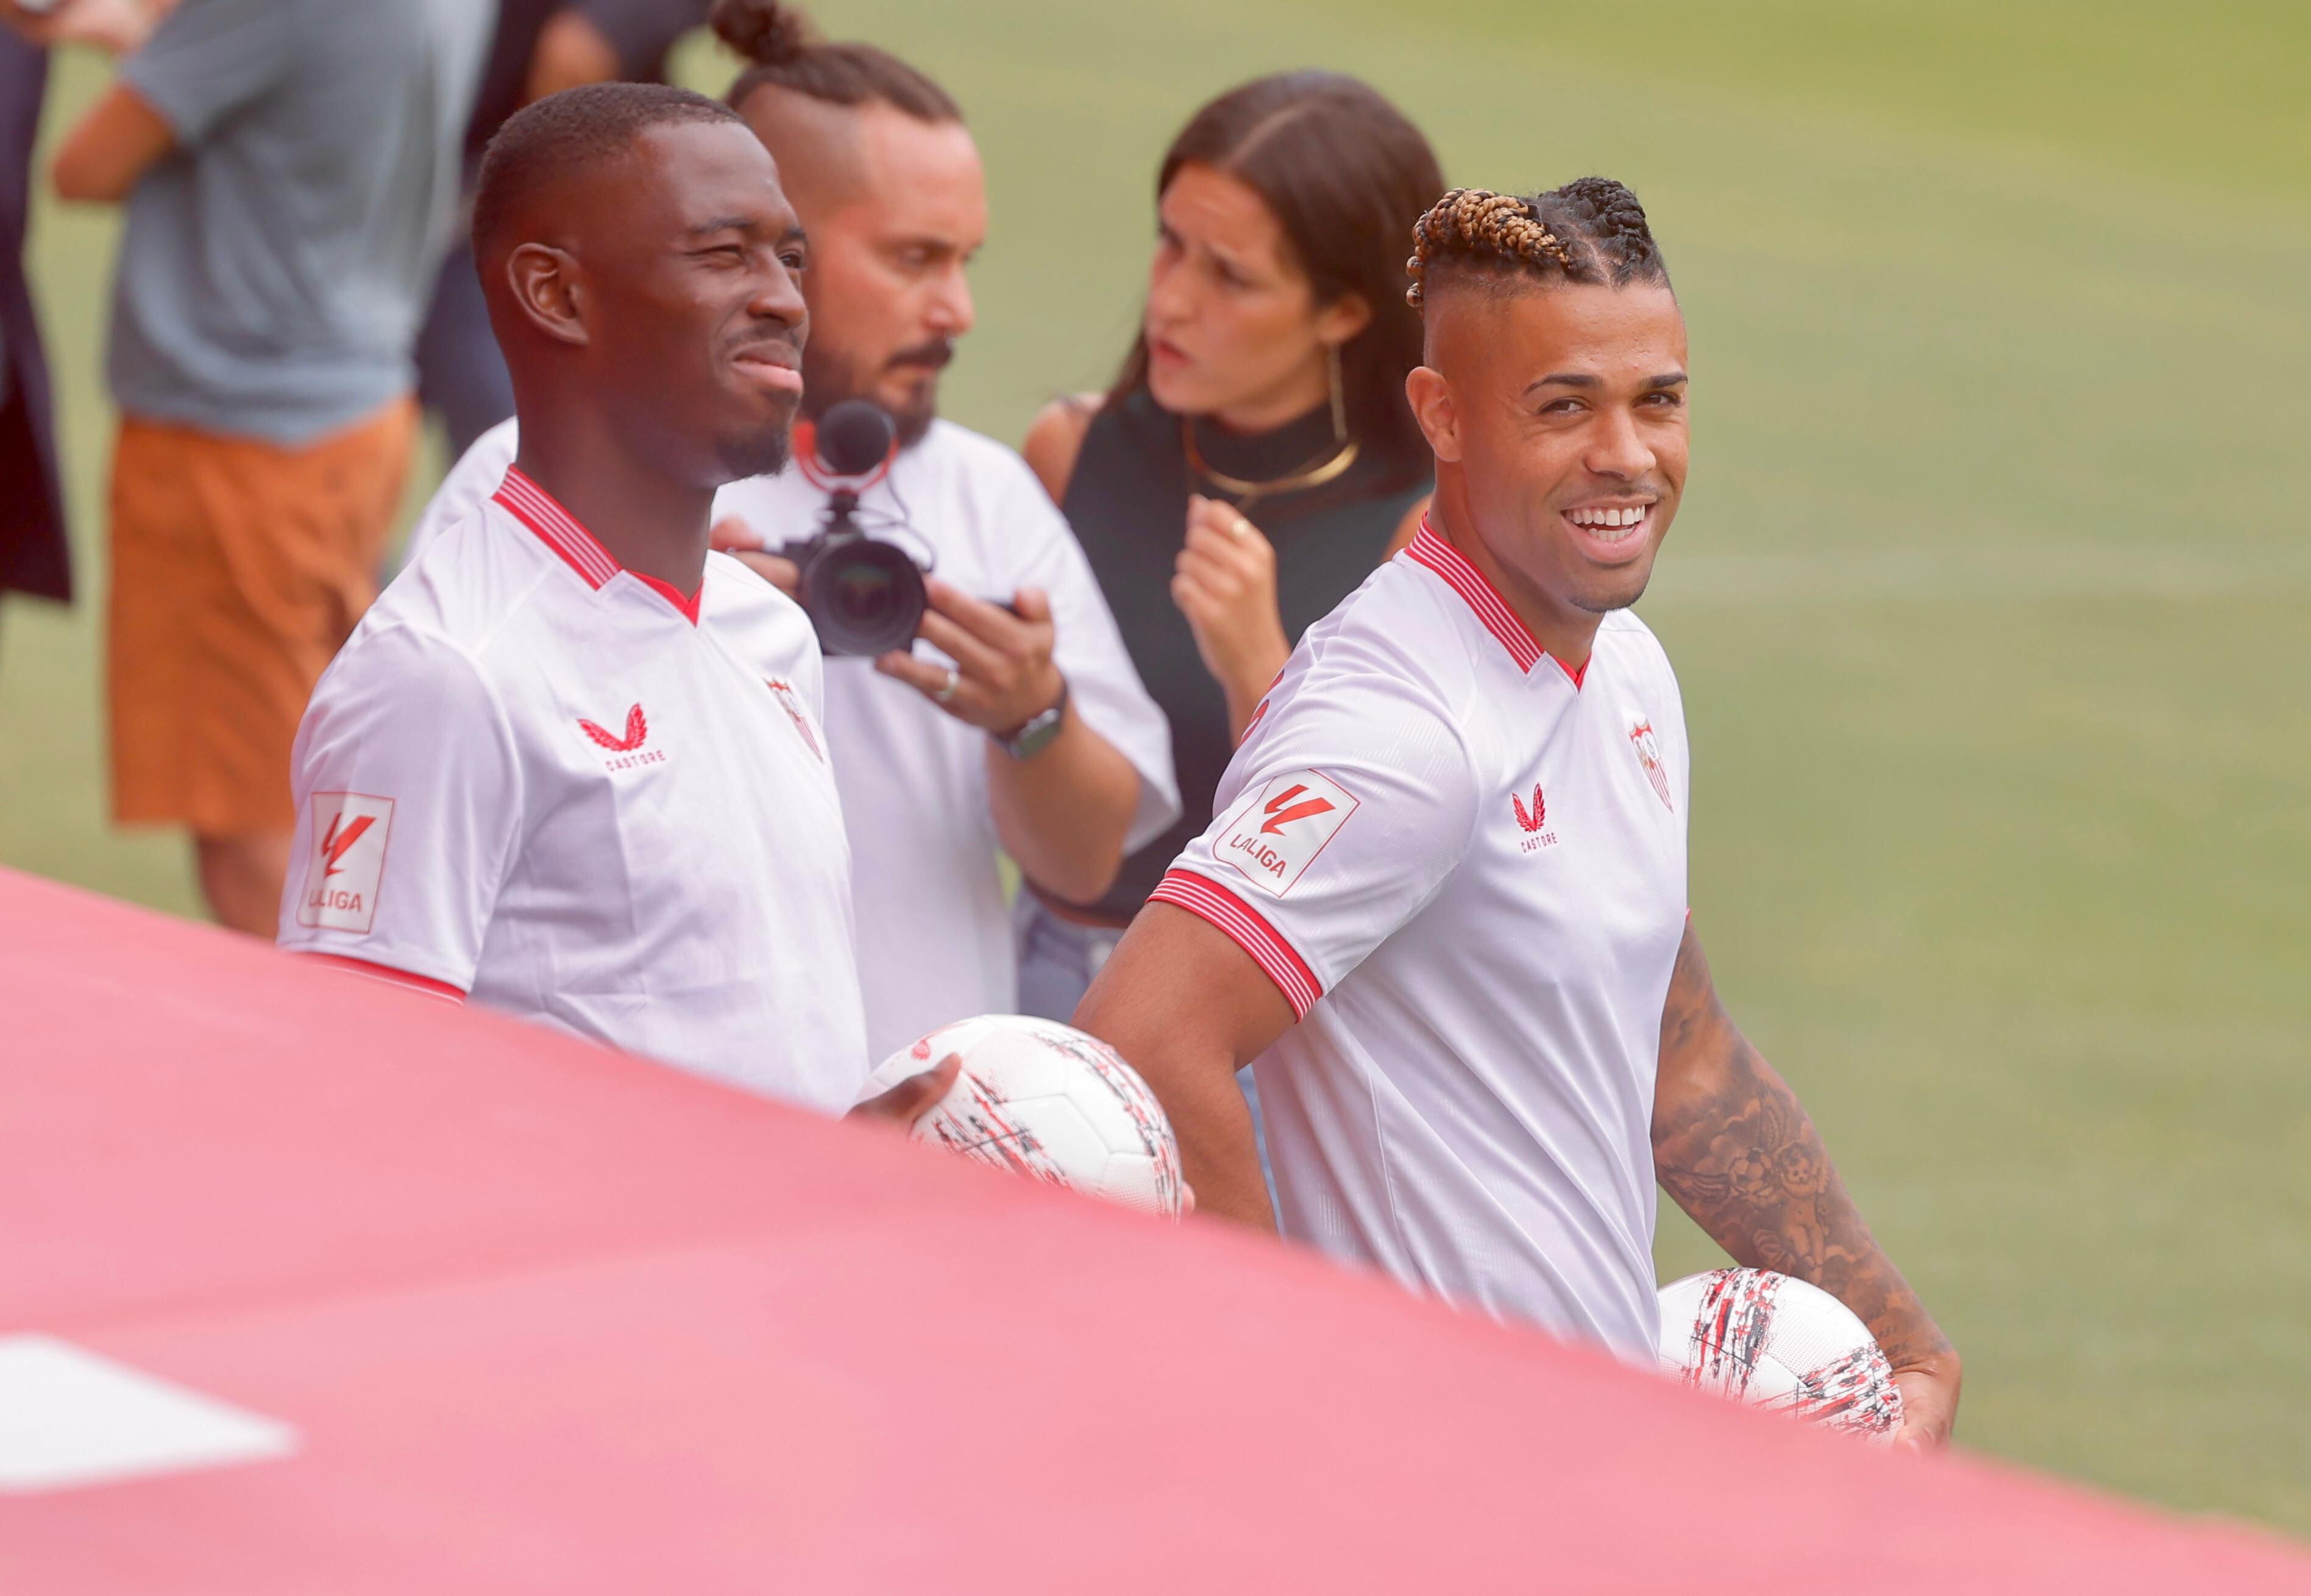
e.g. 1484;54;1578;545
1327;341;1348;447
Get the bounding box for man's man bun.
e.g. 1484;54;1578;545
709;0;813;68
715;0;961;122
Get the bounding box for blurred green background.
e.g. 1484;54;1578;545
5;0;2307;1531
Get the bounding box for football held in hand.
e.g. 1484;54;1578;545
889;1015;1187;1219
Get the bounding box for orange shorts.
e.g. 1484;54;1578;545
107;400;417;834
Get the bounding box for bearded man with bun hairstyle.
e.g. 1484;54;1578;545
1078;179;1961;1449
706;0;966;450
406;1;1177;1063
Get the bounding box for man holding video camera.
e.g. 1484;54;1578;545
408;4;1176;1059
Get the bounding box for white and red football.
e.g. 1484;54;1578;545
888;1015;1185;1220
1657;1268;1904;1445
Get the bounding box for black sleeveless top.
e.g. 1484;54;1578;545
1059;388;1430;921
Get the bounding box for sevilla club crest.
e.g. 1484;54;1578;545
1627;715;1674;812
767;678;823;761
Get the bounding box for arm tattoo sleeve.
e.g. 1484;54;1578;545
1651;927;1953;1372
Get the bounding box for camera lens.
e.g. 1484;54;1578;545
801;536;926;656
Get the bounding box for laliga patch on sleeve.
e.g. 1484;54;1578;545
296;792;395;934
1213;769;1360;898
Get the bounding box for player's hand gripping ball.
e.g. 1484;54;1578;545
884;1015;1187;1219
1658;1268;1905;1445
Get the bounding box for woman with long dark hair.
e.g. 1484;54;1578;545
1018;71;1444;1016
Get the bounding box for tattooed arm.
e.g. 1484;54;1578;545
1652;920;1962;1450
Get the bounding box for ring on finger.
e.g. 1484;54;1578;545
1230;517;1254;541
934;667;960;704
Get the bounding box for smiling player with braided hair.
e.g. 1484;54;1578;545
1079;176;1961;1449
1406;180;1658;301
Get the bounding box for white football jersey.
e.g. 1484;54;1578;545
1152;523;1691;1355
280;467;872;1113
408;418;1179;1061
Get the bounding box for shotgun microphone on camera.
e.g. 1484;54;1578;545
780;400;929;656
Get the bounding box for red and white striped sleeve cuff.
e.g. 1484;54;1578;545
297;952;467;1005
1147;869;1323;1020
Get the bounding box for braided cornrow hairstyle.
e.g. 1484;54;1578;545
1405;177;1666;309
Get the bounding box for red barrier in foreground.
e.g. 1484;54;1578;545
1;866;2303;1592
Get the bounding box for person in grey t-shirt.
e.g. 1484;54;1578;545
49;0;491;936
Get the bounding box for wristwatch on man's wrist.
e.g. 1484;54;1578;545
995;675;1070;761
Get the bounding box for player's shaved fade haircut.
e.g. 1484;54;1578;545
1405;179;1667;309
711;0;962;123
470;83;745;261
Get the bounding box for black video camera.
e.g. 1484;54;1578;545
779;399;929;656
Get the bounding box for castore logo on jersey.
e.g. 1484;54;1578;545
1513;784;1558;853
578;703;667;771
580;704;647;750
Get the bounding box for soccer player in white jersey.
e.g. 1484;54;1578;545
403;8;1178;1061
279;85;948;1123
1078;181;1961;1447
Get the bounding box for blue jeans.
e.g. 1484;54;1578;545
1014;897;1276;1204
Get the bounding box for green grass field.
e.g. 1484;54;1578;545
5;0;2307;1532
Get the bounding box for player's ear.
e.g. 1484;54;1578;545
1405;364;1460;464
503;243;590;349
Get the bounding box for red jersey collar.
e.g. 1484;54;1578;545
492;467;701;625
1403;516;1584;687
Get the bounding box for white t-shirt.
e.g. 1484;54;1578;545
1151;523;1692;1355
281;466;872;1114
409;419;1178;1063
